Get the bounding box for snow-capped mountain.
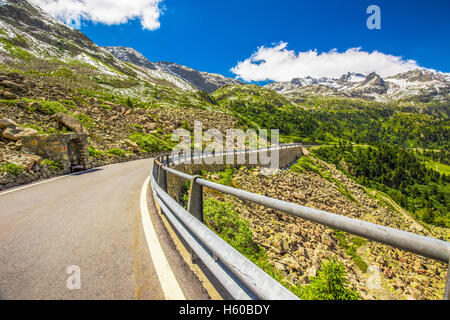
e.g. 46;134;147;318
103;46;157;71
0;0;198;92
266;69;450;103
154;61;245;94
1;0;448;102
104;45;244;94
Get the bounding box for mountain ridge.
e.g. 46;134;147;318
266;69;450;103
103;46;245;93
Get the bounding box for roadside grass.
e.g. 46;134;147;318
334;230;368;273
129;131;175;153
203;197;360;299
41;159;63;171
88;146;104;158
107;148;126;157
1;162;25;175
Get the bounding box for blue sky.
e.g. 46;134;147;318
34;0;450;81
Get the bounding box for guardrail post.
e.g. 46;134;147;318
444;262;450;300
187;175;203;263
188;176;203;222
152;161;158;179
158;166;167;193
165;155;170;166
154;162;160;183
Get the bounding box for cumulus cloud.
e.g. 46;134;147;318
231;42;420;82
30;0;163;30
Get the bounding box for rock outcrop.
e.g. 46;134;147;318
2;126;38;140
53;112;90;135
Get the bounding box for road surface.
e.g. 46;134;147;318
0;158;209;300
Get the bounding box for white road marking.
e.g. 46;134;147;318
140;176;185;300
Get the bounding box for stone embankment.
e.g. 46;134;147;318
201;157;448;300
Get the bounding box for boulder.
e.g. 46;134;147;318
123;139;140;152
0;90;17;100
0;118;17;129
53;112;89;135
2;126;38;141
2;152;42;171
16;153;41;171
0;80;23;93
306;265;317;278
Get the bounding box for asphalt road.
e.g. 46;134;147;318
0;158;209;300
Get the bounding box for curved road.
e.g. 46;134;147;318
0;158;209;300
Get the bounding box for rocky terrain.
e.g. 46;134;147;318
0;69;237;190
203;157;449;300
0;0;240;190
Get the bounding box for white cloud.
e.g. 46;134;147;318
30;0;163;30
231;42;420;82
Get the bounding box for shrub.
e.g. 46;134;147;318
74;113;95;129
129;132;174;153
52;67;74;79
301;258;361;300
334;230;368;273
108;148;126;157
1;163;25;175
290;157;322;175
218;168;235;186
204;198;262;259
29;100;68;115
88;146;104;158
41;159;63;171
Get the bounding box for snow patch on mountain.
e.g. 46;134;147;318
266;69;449;102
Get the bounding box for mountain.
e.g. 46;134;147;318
0;0;199;92
266;69;450;103
0;0;239;190
155;61;245;94
103;46;158;71
103;46;244;94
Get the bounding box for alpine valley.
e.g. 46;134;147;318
0;0;448;300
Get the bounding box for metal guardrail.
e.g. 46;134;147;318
150;144;450;300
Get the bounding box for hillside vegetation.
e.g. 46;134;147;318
0;0;448;301
313;142;449;227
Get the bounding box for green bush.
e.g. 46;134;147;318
1;163;25;175
52;67;74;79
218;168;235;186
73;113;95;129
88;146;104;158
300;258;361;300
108;148;126;157
290;157;322;175
204;198;262;259
41;159;63;171
334;230;368;272
129;132;175;153
29;100;68;115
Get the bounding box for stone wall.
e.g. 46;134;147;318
166;146;303;202
21;133;89;173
